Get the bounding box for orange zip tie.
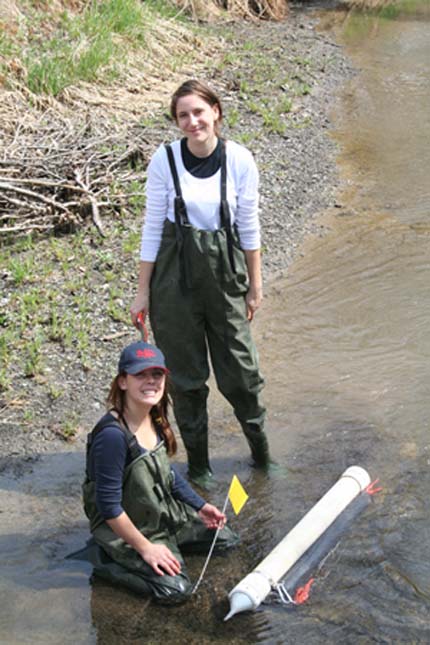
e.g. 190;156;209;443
293;578;315;604
366;478;382;495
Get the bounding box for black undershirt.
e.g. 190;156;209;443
181;137;222;178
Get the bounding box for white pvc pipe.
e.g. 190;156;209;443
225;465;371;620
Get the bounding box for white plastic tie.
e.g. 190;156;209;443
273;582;297;605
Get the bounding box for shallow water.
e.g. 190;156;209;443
1;2;430;643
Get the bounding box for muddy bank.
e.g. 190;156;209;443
0;2;355;471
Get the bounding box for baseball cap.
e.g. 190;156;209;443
118;341;168;375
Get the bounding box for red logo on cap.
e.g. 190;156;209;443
136;349;156;358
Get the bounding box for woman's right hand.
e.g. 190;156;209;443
139;542;182;576
130;292;149;327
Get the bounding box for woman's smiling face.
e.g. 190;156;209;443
175;93;219;147
119;368;166;408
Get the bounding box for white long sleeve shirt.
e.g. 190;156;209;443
140;139;261;262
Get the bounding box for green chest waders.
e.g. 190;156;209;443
75;413;239;603
149;142;270;488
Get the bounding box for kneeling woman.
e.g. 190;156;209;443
82;340;238;603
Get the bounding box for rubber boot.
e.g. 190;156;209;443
241;423;272;469
172;388;215;490
186;439;215;491
242;424;288;477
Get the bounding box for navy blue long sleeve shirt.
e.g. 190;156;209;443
88;420;205;520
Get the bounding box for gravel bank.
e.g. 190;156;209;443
0;2;355;471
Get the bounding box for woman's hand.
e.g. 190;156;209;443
246;283;263;321
130;291;149;327
243;249;263;321
107;512;181;577
130;261;155;327
139;542;182;576
198;503;227;530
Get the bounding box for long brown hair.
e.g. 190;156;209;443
170;79;223;136
107;373;177;456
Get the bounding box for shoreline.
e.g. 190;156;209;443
0;3;355;471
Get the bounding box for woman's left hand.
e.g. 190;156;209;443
198;503;227;529
246;284;263;321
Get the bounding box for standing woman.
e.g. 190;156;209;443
130;79;272;489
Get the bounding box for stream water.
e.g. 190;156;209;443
1;2;429;643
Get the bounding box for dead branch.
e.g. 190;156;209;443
0;108;154;239
0;177;87;192
0;181;72;213
74;168;105;237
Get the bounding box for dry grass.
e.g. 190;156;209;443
172;0;287;21
340;0;398;8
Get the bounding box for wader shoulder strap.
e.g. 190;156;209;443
165;143;189;227
165;143;190;289
85;411;141;478
220;140;237;274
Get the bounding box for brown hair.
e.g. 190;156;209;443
170;79;223;136
107;373;177;456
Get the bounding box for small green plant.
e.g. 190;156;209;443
126;180;146;214
0;311;8;327
298;83;311;96
48;384;63;401
238;79;251;98
292;56;311;67
23;408;35;424
293;116;313;129
220;52;236;67
236;131;254;146
0;330;12;365
8;257;34;285
103;269;116;282
57;312;76;349
0;368;10;392
226;108;240;128
122;229;141;255
24;335;45;377
278;96;293;113
261;110;286;135
140;115;157;128
48;308;64;342
56;413;80;441
107;299;128;324
246;99;261;114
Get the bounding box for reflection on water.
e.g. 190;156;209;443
1;2;430;643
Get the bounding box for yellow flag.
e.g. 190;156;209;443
228;475;249;515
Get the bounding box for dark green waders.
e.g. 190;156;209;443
75;417;239;604
149;142;271;488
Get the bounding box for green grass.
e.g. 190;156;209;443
7;256;36;285
25;0;147;95
4;0;176;96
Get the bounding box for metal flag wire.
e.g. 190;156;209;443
192;491;230;595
